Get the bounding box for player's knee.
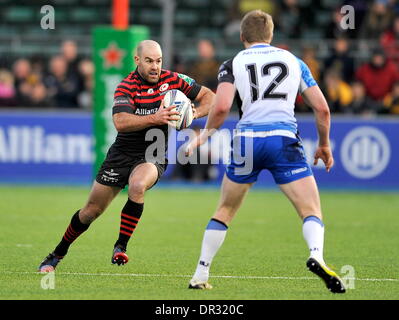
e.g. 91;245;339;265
129;180;148;198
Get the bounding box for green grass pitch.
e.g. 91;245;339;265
0;185;398;300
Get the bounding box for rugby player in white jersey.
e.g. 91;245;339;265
185;10;345;293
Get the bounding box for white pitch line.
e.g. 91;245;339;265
2;271;399;283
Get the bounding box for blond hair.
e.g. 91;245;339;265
240;10;274;44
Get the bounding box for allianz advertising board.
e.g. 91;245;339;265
0;111;397;190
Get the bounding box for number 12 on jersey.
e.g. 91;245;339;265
245;62;288;102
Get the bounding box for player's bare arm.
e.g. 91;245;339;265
186;82;234;156
204;82;235;130
113;101;180;132
192;86;215;119
302;85;334;172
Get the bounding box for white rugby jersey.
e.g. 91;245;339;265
217;43;317;132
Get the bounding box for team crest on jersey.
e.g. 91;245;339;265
177;73;194;86
147;88;154;94
159;83;169;92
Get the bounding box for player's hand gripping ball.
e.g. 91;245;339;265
163;89;193;130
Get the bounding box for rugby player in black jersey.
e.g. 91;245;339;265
38;40;215;272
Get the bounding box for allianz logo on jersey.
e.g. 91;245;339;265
340;126;390;179
0;125;94;164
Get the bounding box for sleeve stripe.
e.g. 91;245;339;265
186;83;201;100
219;77;234;84
112;105;135;115
296;57;317;93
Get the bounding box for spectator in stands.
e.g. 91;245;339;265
325;7;353;39
275;0;304;39
44;55;80;108
297;45;319;113
28;56;51;108
13;58;33;105
0;69;16;107
323;69;353;113
61;40;80;76
61;40;84;93
30;55;46;79
224;0;276;39
343;0;368;33
380;15;399;67
224;0;242;39
356;49;399;101
346;81;382;115
188;39;220;91
359;0;393;40
389;0;399;15
324;37;355;83
382;81;399;114
172;54;187;75
302;46;320;82
28;81;50;108
12;57;50;108
77;58;94;109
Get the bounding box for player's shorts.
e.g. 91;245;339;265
96;145;167;189
225;130;313;185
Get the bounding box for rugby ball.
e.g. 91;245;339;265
163;89;193;131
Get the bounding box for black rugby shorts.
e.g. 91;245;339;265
96;146;167;189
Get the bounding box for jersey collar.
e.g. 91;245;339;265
248;43;271;49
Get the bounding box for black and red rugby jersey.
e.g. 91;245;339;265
111;69;202;157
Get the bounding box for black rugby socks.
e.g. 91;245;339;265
54;210;90;256
115;199;144;249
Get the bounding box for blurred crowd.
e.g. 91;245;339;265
0;40;93;109
297;39;399;115
186;0;399;116
1;0;399;116
179;38;399;116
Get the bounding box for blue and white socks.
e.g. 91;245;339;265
192;215;326;283
302;215;325;265
192;218;228;282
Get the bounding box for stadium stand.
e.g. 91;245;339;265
0;0;398;114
